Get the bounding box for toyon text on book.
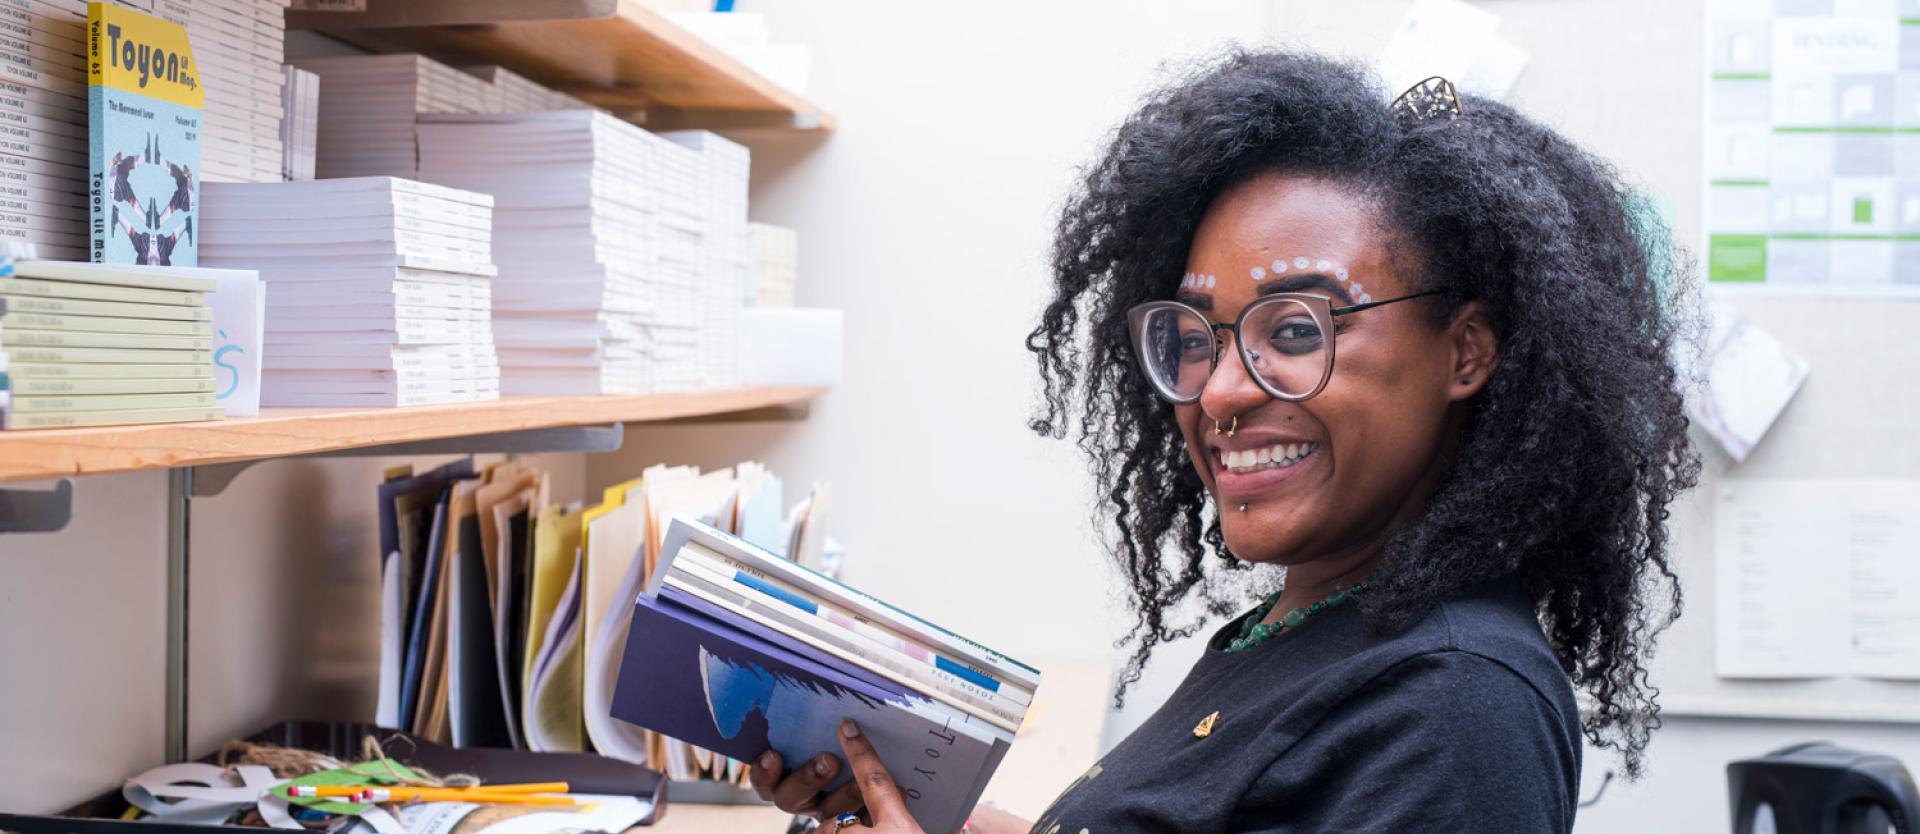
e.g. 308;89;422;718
87;2;202;267
611;519;1036;834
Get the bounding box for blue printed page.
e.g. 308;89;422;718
612;585;1003;834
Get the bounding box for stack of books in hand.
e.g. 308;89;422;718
0;258;224;429
161;0;292;184
612;519;1034;834
199;177;499;407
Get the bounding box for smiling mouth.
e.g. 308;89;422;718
1215;441;1319;475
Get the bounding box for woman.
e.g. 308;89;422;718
749;50;1698;833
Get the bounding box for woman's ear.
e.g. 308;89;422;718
1446;300;1498;402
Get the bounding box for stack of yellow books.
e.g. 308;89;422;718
0;259;224;429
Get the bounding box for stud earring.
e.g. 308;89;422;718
1237;503;1247;512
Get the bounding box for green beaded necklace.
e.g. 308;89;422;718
1225;582;1369;652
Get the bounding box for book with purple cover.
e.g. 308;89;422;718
611;584;1011;834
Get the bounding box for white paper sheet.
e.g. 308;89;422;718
1378;0;1501;97
205;268;264;417
1717;479;1920;679
375;550;404;728
1847;486;1920;679
1688;300;1810;462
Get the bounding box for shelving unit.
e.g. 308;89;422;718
0;385;829;767
286;0;835;131
3;0;836;822
0;387;826;485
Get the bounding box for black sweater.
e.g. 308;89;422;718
1030;577;1581;833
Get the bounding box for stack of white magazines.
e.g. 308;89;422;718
0;0;140;258
279;65;318;181
198;178;499;406
291;54;494;179
464;64;592;113
159;0;292;183
638;127;703;393
292;54;594;180
417;111;715;395
664;131;748;390
748;223;798;307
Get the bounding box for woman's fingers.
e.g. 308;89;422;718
808;777;866;823
771;751;842;813
748;750;782;802
835;719;910;823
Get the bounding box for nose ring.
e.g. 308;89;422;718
1213;416;1237;437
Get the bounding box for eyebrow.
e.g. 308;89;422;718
1258;273;1355;304
1173;290;1213;311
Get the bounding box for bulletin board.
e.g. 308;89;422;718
1666;0;1920;723
1651;294;1920;723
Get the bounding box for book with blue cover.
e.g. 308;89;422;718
612;583;1013;834
87;3;202;266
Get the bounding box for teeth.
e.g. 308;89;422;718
1221;441;1318;473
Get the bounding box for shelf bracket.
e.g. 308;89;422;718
192;423;625;497
0;478;74;534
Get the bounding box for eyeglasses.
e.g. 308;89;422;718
1125;289;1442;404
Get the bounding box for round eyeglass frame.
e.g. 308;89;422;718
1125;289;1443;405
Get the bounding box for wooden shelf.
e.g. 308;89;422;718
287;0;835;131
0;386;825;484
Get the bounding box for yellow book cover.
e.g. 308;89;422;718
88;2;202;265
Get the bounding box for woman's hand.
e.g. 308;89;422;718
746;742;863;824
744;720;930;833
825;719;925;833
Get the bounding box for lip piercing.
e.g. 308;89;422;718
1237;503;1247;512
1213;416;1237;437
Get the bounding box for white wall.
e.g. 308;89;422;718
603;0;1274;666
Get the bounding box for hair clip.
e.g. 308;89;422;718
1390;76;1465;122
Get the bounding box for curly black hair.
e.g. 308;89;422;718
1027;50;1700;777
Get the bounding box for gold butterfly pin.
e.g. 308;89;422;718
1192;711;1219;738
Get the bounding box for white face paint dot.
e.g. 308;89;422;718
1293;257;1310;269
1358;293;1374;304
1250;266;1266;281
1316;259;1333;272
1350;282;1365;295
1335;269;1349;282
1272;260;1287;274
1205;274;1217;288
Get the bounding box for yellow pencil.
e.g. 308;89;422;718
357;788;578;806
287;782;571;799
